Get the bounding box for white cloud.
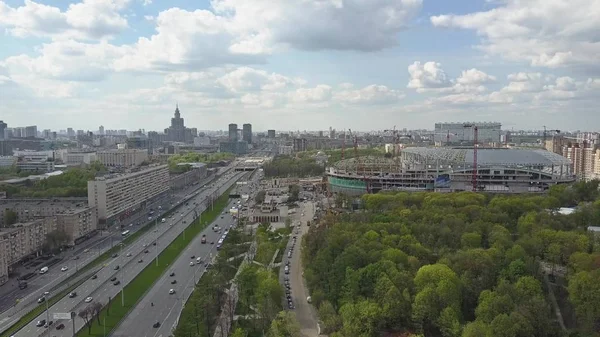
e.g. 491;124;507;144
407;62;496;94
431;0;600;70
212;0;423;52
0;0;130;40
142;0;152;5
334;84;404;104
407;61;452;92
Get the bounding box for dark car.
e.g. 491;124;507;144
56;323;65;330
144;250;149;253
171;280;177;284
36;320;46;327
138;259;143;263
114;265;120;270
110;277;117;282
190;255;195;259
69;292;77;298
169;272;175;277
153;322;161;328
112;253;118;258
113;280;120;286
91;274;98;279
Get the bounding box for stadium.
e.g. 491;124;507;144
327;147;575;195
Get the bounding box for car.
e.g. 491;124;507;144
152;242;157;246
110;276;117;282
144;250;149;253
91;274;98;279
126;252;132;257
169;272;175;277
190;255;195;259
153;322;161;328
112;253;118;258
69;292;77;298
189;261;194;266
114;265;120;270
37;297;45;304
36;320;46;327
171;279;177;284
61;266;68;272
56;323;65;330
138;259;143;263
113;280;120;286
73;256;79;260
169;289;175;294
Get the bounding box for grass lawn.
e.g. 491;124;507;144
77;187;233;336
0;194;192;337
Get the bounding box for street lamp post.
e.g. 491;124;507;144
44;294;50;332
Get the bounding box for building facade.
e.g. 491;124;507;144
242;124;252;144
0;121;6;140
88;165;170;223
65;151;97;167
164;105;196;143
229;124;238;142
96;149;148;168
267;130;276;138
434;122;502;145
56;207;98;246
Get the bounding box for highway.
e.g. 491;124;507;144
11;171;246;337
0;179;214;332
114;171;262;337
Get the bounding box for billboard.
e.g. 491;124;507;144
53;312;72;320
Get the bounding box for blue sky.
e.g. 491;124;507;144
0;0;598;132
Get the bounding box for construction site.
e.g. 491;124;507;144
326;125;576;195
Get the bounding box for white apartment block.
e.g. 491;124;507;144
13;150;55;160
88;165;170;221
65;152;97;167
56;207;98;246
96;149;148;168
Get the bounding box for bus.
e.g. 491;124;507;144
121;230;130;236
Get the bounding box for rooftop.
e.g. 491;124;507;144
402;147;571;166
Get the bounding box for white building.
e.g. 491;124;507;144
96;149;148;168
88;165;170;222
65;152;97;167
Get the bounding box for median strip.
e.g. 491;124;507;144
76;185;234;336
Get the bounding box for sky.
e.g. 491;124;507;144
0;0;599;133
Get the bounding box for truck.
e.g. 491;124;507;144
39;266;48;274
201;235;206;244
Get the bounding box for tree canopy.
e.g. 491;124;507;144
168;152;235;173
302;182;600;337
263;156;323;178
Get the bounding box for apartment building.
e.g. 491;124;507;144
0;198;88;227
0;156;15;168
0;239;7;285
56;207;98;246
96;149;148;168
88;165;170;222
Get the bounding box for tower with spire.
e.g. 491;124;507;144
165;103;189;142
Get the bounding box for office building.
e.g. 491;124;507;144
67;128;75;137
99;125;105;135
219;141;247;155
25;126;38;138
434;122;502;145
65;151;97;167
0;121;6;140
96;149;148;168
293;138;308;152
229;124;239;142
242;124;252;144
268;130;276;138
88;165;170;222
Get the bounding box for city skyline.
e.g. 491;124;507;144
1;0;599;131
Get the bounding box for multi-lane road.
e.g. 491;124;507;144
11;171;246;337
0;178;216;322
114;170;262;337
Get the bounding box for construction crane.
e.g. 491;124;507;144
341;129;346;160
463;123;479;192
543;126;561;144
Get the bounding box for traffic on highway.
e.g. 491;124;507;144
9;170;246;337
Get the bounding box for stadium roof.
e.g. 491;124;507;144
402;147;571;166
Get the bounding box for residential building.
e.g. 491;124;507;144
0;218;55;266
229;124;239;142
88;165;170;222
169;165;208;190
268;130;276;138
278;146;293;155
0;240;8;285
293;138;307;152
56;207;98;246
242;124;252;144
96;149;148;168
65;151;97;167
24;126;38;138
0;198;88;227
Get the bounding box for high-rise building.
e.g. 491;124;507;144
242;124;252;144
267;129;276;138
25;126;37;138
0;121;6;140
99;125;105;135
164;105;195;143
67;128;75;137
229;124;239;142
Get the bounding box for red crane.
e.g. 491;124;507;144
464;124;479;191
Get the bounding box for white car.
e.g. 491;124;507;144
61;266;68;272
85;297;93;303
169;289;175;294
189;261;194;266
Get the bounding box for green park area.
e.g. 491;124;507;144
0;161;106;198
76;187;233;336
302;181;600;337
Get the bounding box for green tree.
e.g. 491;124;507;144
255;190;266;204
568;270;600;333
288;184;300;201
3;209;18;226
268;311;301;337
